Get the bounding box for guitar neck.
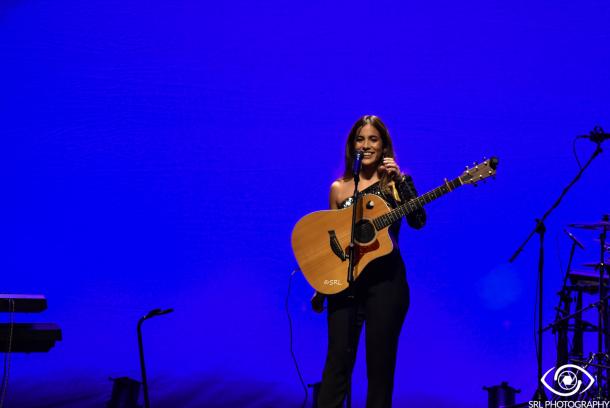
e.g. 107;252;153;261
373;176;463;230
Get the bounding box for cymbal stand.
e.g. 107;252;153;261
509;139;602;402
546;294;610;333
593;217;609;399
572;356;610;372
567;217;610;400
548;294;610;400
553;239;580;367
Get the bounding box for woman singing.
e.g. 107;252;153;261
314;115;426;408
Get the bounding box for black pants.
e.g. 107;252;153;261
317;251;410;408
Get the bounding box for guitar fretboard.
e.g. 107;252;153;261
372;176;463;230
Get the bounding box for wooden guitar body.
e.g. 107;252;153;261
291;194;394;295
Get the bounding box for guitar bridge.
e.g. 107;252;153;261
328;230;347;261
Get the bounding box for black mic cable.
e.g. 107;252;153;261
285;268;308;408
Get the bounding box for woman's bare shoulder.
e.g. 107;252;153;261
330;179;344;191
329;179;347;209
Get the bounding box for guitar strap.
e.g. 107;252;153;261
389;180;401;203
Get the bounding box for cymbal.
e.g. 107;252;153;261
571;269;609;280
582;261;610;270
569;270;609;292
569;221;610;230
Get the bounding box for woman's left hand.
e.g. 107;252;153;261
311;291;326;313
379;157;402;180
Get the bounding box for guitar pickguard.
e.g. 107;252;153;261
345;240;380;267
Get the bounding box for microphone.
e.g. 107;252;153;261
144;308;162;319
159;308;174;316
352;150;364;178
577;126;610;144
143;307;174;320
564;229;585;250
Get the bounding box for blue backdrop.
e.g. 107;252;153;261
1;1;609;407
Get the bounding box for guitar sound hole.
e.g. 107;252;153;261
355;220;375;244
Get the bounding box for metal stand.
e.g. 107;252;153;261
591;218;609;399
509;140;602;402
553;239;580;367
137;308;174;408
540;219;610;402
345;170;361;408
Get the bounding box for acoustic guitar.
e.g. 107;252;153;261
291;157;499;294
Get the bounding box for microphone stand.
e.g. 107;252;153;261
346;154;362;408
509;137;602;402
137;308;174;408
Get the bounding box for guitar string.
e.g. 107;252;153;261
373;177;461;230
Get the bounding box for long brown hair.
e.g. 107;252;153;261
341;115;397;193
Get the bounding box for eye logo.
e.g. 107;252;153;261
540;364;595;397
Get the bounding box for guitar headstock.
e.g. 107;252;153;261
460;157;499;186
